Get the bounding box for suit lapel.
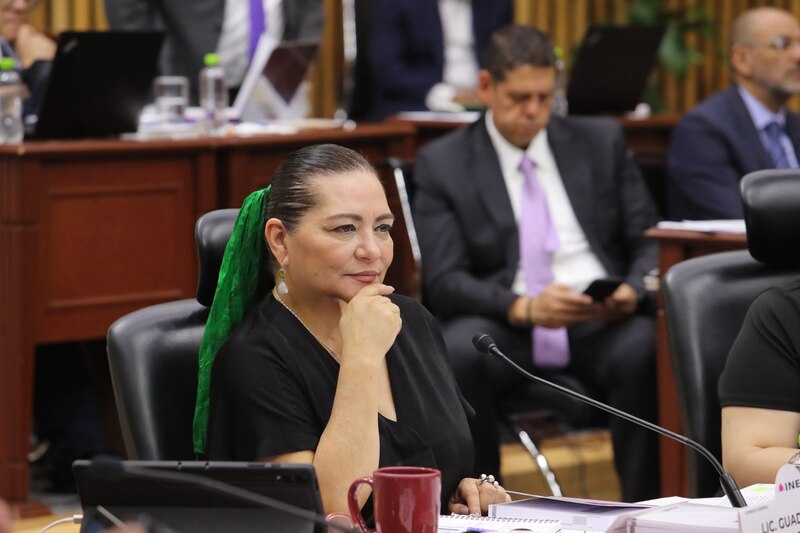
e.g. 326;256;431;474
547;117;595;235
727;86;774;169
470;120;516;231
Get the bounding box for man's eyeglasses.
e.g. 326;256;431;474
766;35;800;52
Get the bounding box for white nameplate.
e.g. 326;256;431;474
739;464;800;533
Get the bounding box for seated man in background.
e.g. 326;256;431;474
367;0;511;121
666;7;800;220
720;280;800;487
0;0;55;114
412;24;661;502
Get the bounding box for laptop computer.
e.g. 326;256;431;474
72;460;325;533
232;36;319;121
27;31;163;139
566;25;665;115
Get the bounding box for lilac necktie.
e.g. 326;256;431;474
248;0;266;61
518;154;570;368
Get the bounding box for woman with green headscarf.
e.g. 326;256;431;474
193;144;510;522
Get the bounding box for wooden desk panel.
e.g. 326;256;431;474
0;125;416;506
0;141;214;504
645;228;747;497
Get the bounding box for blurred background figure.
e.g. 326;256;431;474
367;0;512;121
104;0;323;103
0;0;54;115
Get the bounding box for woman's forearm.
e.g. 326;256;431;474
313;358;382;515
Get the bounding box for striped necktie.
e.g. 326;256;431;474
764;121;791;169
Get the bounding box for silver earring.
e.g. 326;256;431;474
277;268;289;295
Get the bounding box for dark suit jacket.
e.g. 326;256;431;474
412;115;659;321
666;85;800;220
368;0;511;121
104;0;323;102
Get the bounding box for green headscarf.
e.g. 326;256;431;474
193;186;271;454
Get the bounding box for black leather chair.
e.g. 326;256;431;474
106;209;238;460
662;169;800;498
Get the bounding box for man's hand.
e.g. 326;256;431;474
528;283;602;328
596;283;639;322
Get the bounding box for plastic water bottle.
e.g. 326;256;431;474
0;57;23;143
552;46;569;117
199;53;228;134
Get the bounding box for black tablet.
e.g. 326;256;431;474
72;460;324;533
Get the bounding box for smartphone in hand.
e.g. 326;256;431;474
582;277;624;302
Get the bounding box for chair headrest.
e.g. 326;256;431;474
195;209;239;307
742;169;800;267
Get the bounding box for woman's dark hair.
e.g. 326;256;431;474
264;143;378;270
482;24;556;82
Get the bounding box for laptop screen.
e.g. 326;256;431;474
29;31;163;139
566;25;665;115
72;460;325;533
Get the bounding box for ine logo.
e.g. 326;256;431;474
779;479;800;492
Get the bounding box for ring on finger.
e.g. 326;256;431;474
479;473;499;487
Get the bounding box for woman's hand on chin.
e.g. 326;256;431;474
337;284;401;363
448;477;511;516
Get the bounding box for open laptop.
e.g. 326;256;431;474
566;25;665;115
72;460;325;533
27;31;163;139
232;36;319;121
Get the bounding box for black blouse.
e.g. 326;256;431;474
207;293;474;518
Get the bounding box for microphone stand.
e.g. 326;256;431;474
472;334;747;508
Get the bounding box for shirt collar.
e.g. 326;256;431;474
738;85;787;130
484;111;549;168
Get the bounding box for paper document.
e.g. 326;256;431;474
489;496;650;532
438;513;559;532
395;111;480;123
655;219;746;234
626;502;740;532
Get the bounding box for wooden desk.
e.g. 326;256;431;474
645;228;747;497
0;123;415;508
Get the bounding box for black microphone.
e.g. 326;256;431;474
89;457;359;532
472;333;748;508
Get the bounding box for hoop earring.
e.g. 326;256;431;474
277;268;289;295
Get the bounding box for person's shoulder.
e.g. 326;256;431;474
680;86;740;123
216;297;283;363
417;117;487;160
749;280;800;325
550;114;623;147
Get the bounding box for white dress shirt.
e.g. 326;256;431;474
217;0;285;88
426;0;479;112
484;112;608;295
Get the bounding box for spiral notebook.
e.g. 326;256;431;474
438;513;560;532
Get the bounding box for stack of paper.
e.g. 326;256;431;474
626;502;740;532
489;496;650;532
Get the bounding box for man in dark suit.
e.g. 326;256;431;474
104;0;323;103
413;24;661;502
667;7;800;220
368;0;511;121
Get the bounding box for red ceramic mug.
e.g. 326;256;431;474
348;466;441;533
